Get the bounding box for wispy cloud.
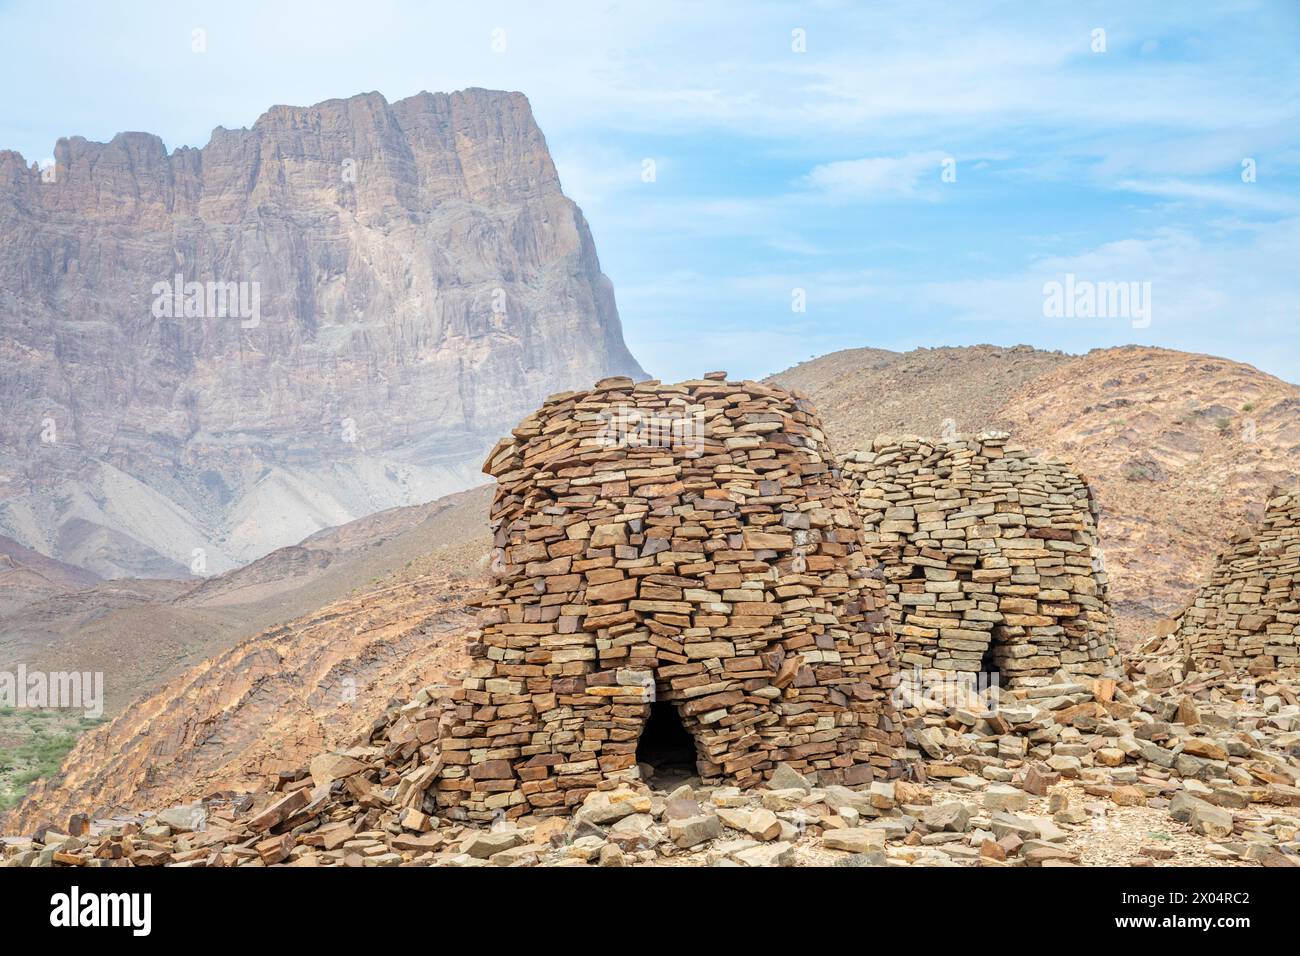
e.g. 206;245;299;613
803;152;951;202
1113;178;1300;212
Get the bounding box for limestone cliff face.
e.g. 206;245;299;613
0;88;644;577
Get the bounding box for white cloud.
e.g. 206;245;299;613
620;219;1300;384
7;1;1297;163
1114;178;1300;212
804;151;951;202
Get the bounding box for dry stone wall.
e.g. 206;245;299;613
431;374;903;821
840;433;1116;689
1174;490;1300;673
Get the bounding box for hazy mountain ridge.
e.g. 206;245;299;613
0;533;101;616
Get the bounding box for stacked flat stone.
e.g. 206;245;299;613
1175;490;1300;673
430;374;903;822
840;433;1116;688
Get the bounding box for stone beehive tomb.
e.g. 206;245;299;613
431;374;903;821
1174;490;1300;673
840;433;1116;689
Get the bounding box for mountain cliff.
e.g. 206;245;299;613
0;88;644;578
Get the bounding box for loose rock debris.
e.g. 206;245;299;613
3;377;1297;868
5;659;1296;867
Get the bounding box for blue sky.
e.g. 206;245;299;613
2;0;1298;383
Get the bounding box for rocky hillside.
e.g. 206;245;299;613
0;485;491;720
11;343;1298;833
4;487;490;833
772;345;1300;641
8;570;479;834
0;88;643;579
772;344;1073;446
998;348;1300;633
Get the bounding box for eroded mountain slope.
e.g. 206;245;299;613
0;485;492;717
5;484;491;833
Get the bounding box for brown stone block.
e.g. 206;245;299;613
468;759;516;780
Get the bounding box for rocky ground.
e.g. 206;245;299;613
4;643;1297;868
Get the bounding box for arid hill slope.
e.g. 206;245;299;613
772;344;1300;640
9;570;479;833
5;488;490;833
773;344;1073;445
997;347;1300;629
0;534;102;616
0;485;492;717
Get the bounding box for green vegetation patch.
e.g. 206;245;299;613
0;707;104;812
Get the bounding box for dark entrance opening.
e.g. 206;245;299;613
980;640;1000;680
980;638;1002;704
636;701;698;787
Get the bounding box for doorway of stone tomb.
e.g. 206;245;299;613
635;699;700;789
